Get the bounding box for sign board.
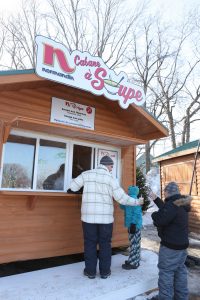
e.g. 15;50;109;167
35;35;145;109
97;149;118;178
50;97;95;130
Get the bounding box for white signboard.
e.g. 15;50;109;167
97;149;118;178
35;35;145;109
50;97;95;130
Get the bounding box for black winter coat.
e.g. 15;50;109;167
151;194;192;250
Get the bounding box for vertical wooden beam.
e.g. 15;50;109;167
0;119;4;170
133;145;136;185
3;123;12;143
121;145;135;191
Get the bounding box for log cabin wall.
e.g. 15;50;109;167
160;154;200;234
0;82;136;263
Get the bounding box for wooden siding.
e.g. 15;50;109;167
160;154;200;234
0;84;135;139
0;170;132;264
0;84;136;263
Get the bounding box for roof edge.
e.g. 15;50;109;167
0;69;35;76
132;105;168;137
153;140;200;162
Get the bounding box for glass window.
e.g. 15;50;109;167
0;131;120;191
37;140;66;190
72;145;92;178
2;135;36;189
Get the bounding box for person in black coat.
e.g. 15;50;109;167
149;182;192;300
43;164;65;190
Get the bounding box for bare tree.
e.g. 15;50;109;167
47;0;147;68
127;18;169;172
0;0;147;70
180;82;200;144
155;24;200;148
0;0;45;69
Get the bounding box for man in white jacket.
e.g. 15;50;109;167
69;155;143;279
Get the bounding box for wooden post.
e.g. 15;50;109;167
189;139;200;195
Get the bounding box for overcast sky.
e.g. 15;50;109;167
1;0;199;17
0;0;199;154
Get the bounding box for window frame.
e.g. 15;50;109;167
0;128;121;192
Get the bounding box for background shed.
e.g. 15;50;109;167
154;140;200;234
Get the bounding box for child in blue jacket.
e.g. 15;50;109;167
120;185;143;269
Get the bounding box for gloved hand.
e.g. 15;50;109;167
138;197;144;205
149;190;157;201
129;223;136;234
67;188;76;193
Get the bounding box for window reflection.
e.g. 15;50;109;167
2;135;36;189
37;140;66;190
72;145;92;178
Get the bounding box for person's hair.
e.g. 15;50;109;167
58;164;65;173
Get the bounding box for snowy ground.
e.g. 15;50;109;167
0;250;158;300
0;208;199;300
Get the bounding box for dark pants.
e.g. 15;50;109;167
82;222;113;276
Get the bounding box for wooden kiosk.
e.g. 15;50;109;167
0;37;168;264
153;140;200;234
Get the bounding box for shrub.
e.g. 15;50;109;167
136;166;150;212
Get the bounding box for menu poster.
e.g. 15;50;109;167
50;97;95;130
97;149;118;178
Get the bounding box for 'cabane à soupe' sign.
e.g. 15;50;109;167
35;36;145;109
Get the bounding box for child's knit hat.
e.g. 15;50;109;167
128;185;139;196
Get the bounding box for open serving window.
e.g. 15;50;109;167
0;129;121;192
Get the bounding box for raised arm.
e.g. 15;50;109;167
112;180;143;206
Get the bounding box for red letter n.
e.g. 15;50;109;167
43;44;75;73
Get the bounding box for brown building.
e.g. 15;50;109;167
0;69;168;263
154;140;200;234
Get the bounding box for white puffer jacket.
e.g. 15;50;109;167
69;164;140;224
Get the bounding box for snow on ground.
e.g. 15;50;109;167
0;250;158;300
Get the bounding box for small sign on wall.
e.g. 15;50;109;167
50;97;95;130
97;149;118;178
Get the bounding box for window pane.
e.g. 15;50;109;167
2;135;36;189
37;139;66;190
72;145;92;178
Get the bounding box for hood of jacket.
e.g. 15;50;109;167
128;185;139;197
165;194;192;207
97;164;110;172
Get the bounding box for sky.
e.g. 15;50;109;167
1;0;199;20
0;0;200;156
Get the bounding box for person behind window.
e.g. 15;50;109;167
149;182;192;300
120;185;143;270
68;155;144;280
43;164;65;190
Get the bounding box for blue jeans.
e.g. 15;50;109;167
158;245;188;300
82;222;113;276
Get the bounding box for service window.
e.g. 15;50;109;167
37;139;66;190
1;135;36;189
0;130;121;191
72;144;93;178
